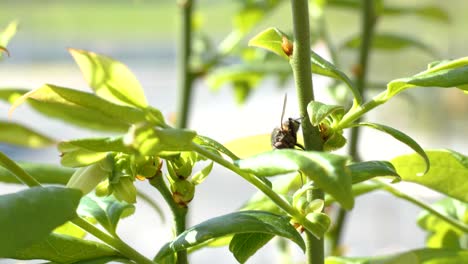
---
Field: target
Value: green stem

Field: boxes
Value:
[175,0,194,129]
[0,152,42,187]
[290,0,324,263]
[71,217,154,264]
[149,174,188,263]
[375,180,468,233]
[331,0,376,255]
[191,142,323,237]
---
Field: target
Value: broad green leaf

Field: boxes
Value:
[54,222,87,238]
[385,57,468,100]
[307,101,344,126]
[391,150,468,203]
[69,48,148,108]
[194,135,240,160]
[343,33,437,56]
[418,198,468,249]
[125,125,196,155]
[235,149,353,209]
[384,5,450,22]
[71,257,133,264]
[155,211,305,262]
[61,149,108,168]
[0,162,74,185]
[0,88,27,103]
[0,187,82,256]
[229,232,274,264]
[248,27,290,60]
[326,248,468,264]
[348,161,400,184]
[6,233,118,262]
[59,137,131,154]
[0,121,55,148]
[77,193,135,236]
[0,21,18,60]
[9,84,147,132]
[350,122,429,174]
[309,50,362,105]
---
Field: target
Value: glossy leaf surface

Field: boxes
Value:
[5,233,118,263]
[307,101,344,126]
[69,48,148,108]
[391,150,468,203]
[229,232,274,263]
[9,84,146,132]
[235,149,353,209]
[155,211,305,261]
[350,122,429,174]
[348,161,400,184]
[0,187,82,255]
[77,193,135,236]
[0,121,55,148]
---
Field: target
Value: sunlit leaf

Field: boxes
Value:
[194,135,239,160]
[349,122,429,174]
[9,84,146,132]
[235,149,353,209]
[8,233,118,263]
[418,198,468,249]
[78,193,135,236]
[191,161,213,185]
[70,257,133,264]
[0,162,74,185]
[53,222,87,238]
[326,248,468,264]
[391,150,468,203]
[0,121,55,148]
[343,33,437,56]
[385,57,468,100]
[0,21,18,60]
[69,48,148,108]
[223,134,271,159]
[348,160,400,184]
[248,27,290,60]
[155,211,305,262]
[307,101,344,126]
[229,233,274,263]
[0,187,82,256]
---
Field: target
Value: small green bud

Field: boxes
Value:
[66,158,112,195]
[170,180,195,207]
[112,177,137,204]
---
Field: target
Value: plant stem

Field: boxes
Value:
[375,180,468,233]
[71,217,155,264]
[175,0,194,129]
[290,0,324,263]
[331,0,376,255]
[0,152,42,187]
[149,174,188,264]
[191,143,324,237]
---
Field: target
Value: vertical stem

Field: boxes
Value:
[331,0,376,255]
[290,0,323,263]
[176,0,194,129]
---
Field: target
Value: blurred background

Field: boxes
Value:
[0,0,467,263]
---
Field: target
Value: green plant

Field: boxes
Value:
[0,1,467,264]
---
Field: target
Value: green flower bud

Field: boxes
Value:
[112,177,137,204]
[170,180,195,207]
[66,158,112,195]
[95,179,111,197]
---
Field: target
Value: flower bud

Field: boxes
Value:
[66,158,112,195]
[112,177,137,204]
[170,180,195,207]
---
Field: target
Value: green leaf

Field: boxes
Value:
[0,162,74,185]
[350,122,429,174]
[59,137,131,154]
[6,233,118,262]
[77,193,135,236]
[0,121,55,148]
[343,33,437,56]
[391,150,468,203]
[309,50,362,105]
[71,257,133,264]
[191,161,214,185]
[0,187,82,256]
[348,161,400,184]
[386,57,468,100]
[155,211,305,262]
[418,198,468,249]
[194,135,240,160]
[54,222,87,238]
[248,27,290,60]
[229,232,274,264]
[307,101,344,126]
[69,48,148,108]
[9,84,146,132]
[325,248,468,264]
[0,88,27,103]
[125,125,196,155]
[235,149,353,209]
[0,21,18,60]
[384,5,450,22]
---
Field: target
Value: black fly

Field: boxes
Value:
[271,95,304,150]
